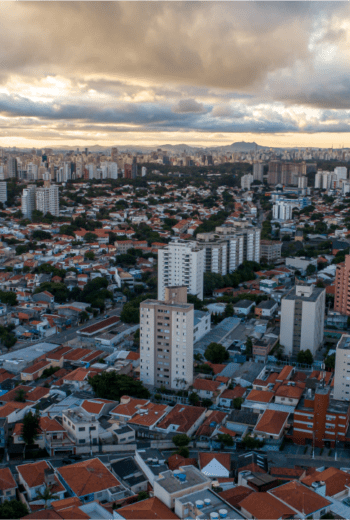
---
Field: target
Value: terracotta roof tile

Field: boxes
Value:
[270,481,331,515]
[57,458,120,497]
[0,467,16,491]
[239,492,295,520]
[117,497,178,520]
[156,403,205,433]
[254,410,289,436]
[199,452,231,471]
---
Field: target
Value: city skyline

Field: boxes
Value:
[1,2,350,148]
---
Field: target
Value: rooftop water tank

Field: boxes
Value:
[178,473,186,482]
[204,498,211,506]
[210,513,219,520]
[219,509,228,519]
[196,500,204,509]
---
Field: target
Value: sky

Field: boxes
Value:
[2,2,350,149]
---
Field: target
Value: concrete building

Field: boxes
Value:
[153,466,211,510]
[140,287,194,390]
[280,284,325,357]
[298,176,307,189]
[334,255,350,316]
[272,201,293,220]
[196,225,260,276]
[7,158,17,179]
[36,184,59,216]
[253,161,265,182]
[334,334,350,400]
[241,173,254,190]
[62,408,99,446]
[0,182,7,204]
[260,240,282,262]
[21,185,37,219]
[158,241,204,301]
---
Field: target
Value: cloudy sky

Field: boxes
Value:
[1,2,350,148]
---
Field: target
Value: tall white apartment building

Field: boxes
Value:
[280,284,325,358]
[253,161,264,182]
[36,185,59,216]
[158,241,204,301]
[101,162,118,179]
[27,162,38,181]
[140,286,194,389]
[334,166,347,181]
[196,225,260,275]
[141,166,147,177]
[333,334,350,400]
[241,173,254,190]
[298,176,307,189]
[272,201,293,220]
[21,185,37,219]
[0,182,7,204]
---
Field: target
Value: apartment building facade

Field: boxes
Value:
[334,334,350,400]
[140,287,194,390]
[196,224,260,276]
[334,255,350,316]
[158,241,204,300]
[280,284,325,357]
[260,240,282,262]
[36,184,59,216]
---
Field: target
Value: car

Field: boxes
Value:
[68,454,82,461]
[62,458,73,464]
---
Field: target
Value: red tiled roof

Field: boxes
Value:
[302,467,350,497]
[199,452,231,471]
[17,461,65,494]
[111,397,149,418]
[270,481,331,515]
[0,467,16,491]
[239,492,295,520]
[117,497,178,520]
[57,458,120,497]
[255,410,289,436]
[246,389,274,403]
[157,403,205,433]
[219,486,254,507]
[193,378,222,392]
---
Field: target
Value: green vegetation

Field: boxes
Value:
[217,433,234,447]
[172,434,190,448]
[188,392,200,405]
[0,290,17,306]
[89,372,150,401]
[204,342,229,364]
[0,500,28,519]
[22,410,40,446]
[297,349,313,366]
[203,261,261,296]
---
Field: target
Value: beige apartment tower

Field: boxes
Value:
[333,334,350,400]
[335,255,350,316]
[139,287,194,390]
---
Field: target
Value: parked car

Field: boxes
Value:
[62,458,73,464]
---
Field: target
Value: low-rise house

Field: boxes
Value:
[155,403,206,436]
[110,457,148,494]
[269,480,332,518]
[116,497,178,520]
[135,448,168,486]
[198,452,231,478]
[21,359,52,381]
[253,409,289,440]
[127,403,169,438]
[17,461,65,503]
[196,410,227,440]
[0,467,17,503]
[57,457,126,504]
[153,466,211,509]
[233,300,255,315]
[62,408,99,447]
[192,378,226,404]
[110,396,150,424]
[254,300,278,318]
[218,386,246,408]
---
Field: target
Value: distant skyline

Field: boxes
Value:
[2,2,350,148]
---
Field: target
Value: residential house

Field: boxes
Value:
[198,452,231,478]
[17,461,65,503]
[155,404,206,436]
[0,468,17,503]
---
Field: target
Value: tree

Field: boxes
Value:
[245,337,253,357]
[0,500,28,519]
[14,389,26,402]
[79,311,89,323]
[233,397,244,410]
[202,398,213,408]
[120,302,140,323]
[306,264,316,276]
[88,372,150,401]
[22,410,40,446]
[297,349,313,366]
[217,433,234,447]
[224,303,234,318]
[325,352,335,370]
[172,434,190,448]
[188,392,200,405]
[85,251,95,260]
[84,232,98,243]
[242,434,264,450]
[0,290,17,306]
[32,230,52,240]
[36,485,59,508]
[137,491,149,502]
[204,342,229,364]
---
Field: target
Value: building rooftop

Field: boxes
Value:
[155,466,210,494]
[283,284,324,303]
[176,488,245,520]
[337,334,350,351]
